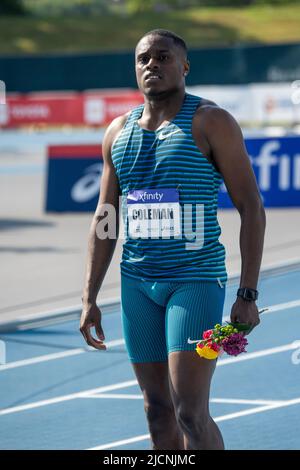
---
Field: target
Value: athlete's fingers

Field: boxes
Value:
[244,316,260,335]
[80,323,106,350]
[86,326,106,350]
[80,327,88,344]
[230,311,240,323]
[94,316,105,341]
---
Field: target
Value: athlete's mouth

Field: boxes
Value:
[145,73,162,81]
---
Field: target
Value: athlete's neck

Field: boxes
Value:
[140,89,186,131]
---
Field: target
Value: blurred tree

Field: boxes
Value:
[0,0,26,14]
[23,0,109,16]
[124,0,299,11]
[197,0,298,5]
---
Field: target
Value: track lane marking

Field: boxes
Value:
[88,397,300,450]
[1,298,299,371]
[0,340,298,416]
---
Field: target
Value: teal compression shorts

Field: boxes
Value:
[121,274,226,363]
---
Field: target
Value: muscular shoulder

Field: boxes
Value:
[194,99,240,141]
[104,112,130,146]
[102,111,130,161]
[191,96,243,170]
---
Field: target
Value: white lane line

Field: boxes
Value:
[0,298,298,372]
[210,398,284,406]
[1,298,299,372]
[82,394,283,406]
[0,380,137,416]
[261,299,300,313]
[0,339,125,371]
[89,434,151,450]
[222,298,300,322]
[88,396,300,450]
[83,394,143,400]
[0,340,299,416]
[215,397,300,422]
[217,342,300,366]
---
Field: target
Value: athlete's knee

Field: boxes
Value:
[177,404,210,437]
[144,399,175,429]
[144,398,184,449]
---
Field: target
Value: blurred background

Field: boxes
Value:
[1,0,300,323]
[1,0,300,325]
[0,0,299,329]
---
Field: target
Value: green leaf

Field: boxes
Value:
[226,322,251,332]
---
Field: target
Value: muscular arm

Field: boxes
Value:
[82,124,121,304]
[203,107,266,291]
[80,114,127,348]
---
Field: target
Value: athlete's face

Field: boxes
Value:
[135,35,189,97]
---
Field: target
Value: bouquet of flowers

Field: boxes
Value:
[188,309,268,360]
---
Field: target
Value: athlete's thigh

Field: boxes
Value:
[166,280,226,355]
[168,351,216,414]
[165,281,225,408]
[133,360,175,411]
[121,274,172,406]
[121,274,168,363]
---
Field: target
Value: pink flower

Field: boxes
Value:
[203,329,213,340]
[210,342,221,352]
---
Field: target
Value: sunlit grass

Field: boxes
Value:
[0,5,299,55]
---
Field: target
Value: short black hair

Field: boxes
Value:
[138,29,187,55]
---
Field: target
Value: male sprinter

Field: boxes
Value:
[80,30,266,450]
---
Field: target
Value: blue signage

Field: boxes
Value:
[46,136,300,212]
[219,135,300,208]
[45,145,102,212]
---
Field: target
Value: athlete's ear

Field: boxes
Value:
[183,60,190,77]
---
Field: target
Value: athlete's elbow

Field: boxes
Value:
[237,196,265,219]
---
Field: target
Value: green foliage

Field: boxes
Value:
[1,2,299,54]
[125,0,300,11]
[19,0,300,16]
[201,0,299,5]
[23,0,109,16]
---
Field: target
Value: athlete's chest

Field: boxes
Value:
[127,123,200,164]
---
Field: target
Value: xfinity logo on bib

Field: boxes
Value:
[138,191,163,202]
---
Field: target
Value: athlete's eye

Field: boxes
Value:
[138,55,149,65]
[158,55,168,61]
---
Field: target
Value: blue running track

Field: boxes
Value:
[0,267,300,450]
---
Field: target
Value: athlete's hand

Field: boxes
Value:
[80,302,107,350]
[230,297,260,335]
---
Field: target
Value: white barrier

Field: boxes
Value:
[187,82,300,127]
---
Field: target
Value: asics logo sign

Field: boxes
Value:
[71,163,103,203]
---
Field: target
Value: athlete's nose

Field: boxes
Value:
[146,56,159,70]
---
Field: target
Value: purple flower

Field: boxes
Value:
[222,333,248,356]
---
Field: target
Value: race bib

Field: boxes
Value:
[127,188,181,239]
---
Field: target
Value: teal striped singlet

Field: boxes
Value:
[111,93,228,285]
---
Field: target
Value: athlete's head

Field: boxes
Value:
[135,29,190,98]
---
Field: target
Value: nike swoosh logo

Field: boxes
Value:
[187,337,199,344]
[158,129,181,140]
